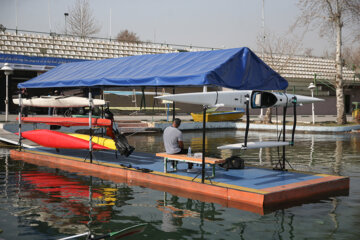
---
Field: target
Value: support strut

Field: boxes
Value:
[244,94,250,148]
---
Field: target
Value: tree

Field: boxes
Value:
[67,0,100,38]
[343,46,360,73]
[116,30,141,43]
[294,0,360,124]
[0,24,6,32]
[257,33,303,123]
[304,48,314,57]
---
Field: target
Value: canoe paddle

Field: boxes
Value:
[58,223,148,240]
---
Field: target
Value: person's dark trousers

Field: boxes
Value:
[173,148,193,169]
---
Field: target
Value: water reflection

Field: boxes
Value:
[0,157,144,238]
[4,154,8,200]
[126,130,360,238]
[350,134,360,152]
[333,141,343,175]
[1,130,360,239]
[156,192,224,234]
[309,135,315,167]
[329,197,339,238]
[258,135,263,165]
[19,171,114,234]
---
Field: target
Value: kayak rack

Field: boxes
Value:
[16,88,101,164]
[216,94,298,171]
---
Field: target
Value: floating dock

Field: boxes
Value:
[9,148,349,215]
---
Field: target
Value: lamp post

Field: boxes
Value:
[64,13,69,35]
[1,63,13,122]
[308,82,316,125]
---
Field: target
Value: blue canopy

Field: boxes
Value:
[18,47,288,90]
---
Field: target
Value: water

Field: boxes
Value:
[1,130,360,239]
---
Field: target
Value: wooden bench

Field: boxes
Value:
[156,152,225,178]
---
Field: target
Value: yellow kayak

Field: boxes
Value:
[191,111,244,122]
[67,133,116,150]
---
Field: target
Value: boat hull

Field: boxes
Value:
[67,133,117,150]
[18,129,110,150]
[13,96,105,108]
[191,111,244,122]
[19,117,112,127]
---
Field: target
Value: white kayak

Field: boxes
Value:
[217,141,292,150]
[156,90,324,109]
[13,96,106,108]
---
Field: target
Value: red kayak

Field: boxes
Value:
[17,129,110,150]
[18,117,112,127]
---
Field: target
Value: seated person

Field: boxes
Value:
[163,118,194,171]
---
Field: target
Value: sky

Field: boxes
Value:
[0,0,340,56]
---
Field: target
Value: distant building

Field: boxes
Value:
[1,30,359,115]
[260,54,360,115]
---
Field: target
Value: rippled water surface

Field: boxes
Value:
[1,130,360,239]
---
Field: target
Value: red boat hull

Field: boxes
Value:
[18,129,110,150]
[18,117,112,127]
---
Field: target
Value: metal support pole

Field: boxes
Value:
[2,63,13,122]
[88,90,93,163]
[140,87,146,110]
[282,105,287,142]
[172,87,175,122]
[291,97,297,145]
[308,82,316,125]
[311,89,315,125]
[64,13,68,35]
[314,74,318,95]
[101,88,104,137]
[166,103,170,122]
[5,75,9,122]
[244,95,250,148]
[282,104,287,170]
[18,92,22,150]
[201,105,207,184]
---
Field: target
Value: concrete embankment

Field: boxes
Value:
[1,114,360,134]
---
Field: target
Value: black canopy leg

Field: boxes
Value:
[291,96,297,145]
[201,105,207,184]
[244,94,250,148]
[172,87,176,122]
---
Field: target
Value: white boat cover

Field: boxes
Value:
[13,96,105,108]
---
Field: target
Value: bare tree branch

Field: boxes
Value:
[257,32,303,124]
[67,0,101,38]
[257,32,303,74]
[343,46,360,73]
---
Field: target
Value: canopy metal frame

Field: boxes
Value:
[15,47,290,182]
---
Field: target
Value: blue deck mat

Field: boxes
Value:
[31,148,322,190]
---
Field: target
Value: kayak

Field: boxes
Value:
[67,133,117,150]
[18,129,134,156]
[13,96,106,108]
[18,129,110,150]
[156,90,324,109]
[68,132,135,157]
[19,117,112,127]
